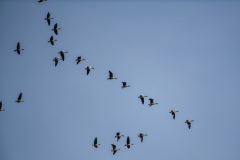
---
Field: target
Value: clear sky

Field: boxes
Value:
[0,0,240,160]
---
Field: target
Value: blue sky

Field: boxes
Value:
[0,1,240,160]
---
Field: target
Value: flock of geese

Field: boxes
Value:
[1,0,195,156]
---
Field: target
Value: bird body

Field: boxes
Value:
[111,144,120,155]
[148,98,158,107]
[138,95,148,104]
[92,137,100,148]
[121,82,130,89]
[115,132,124,142]
[85,66,94,75]
[107,71,117,80]
[125,136,134,149]
[185,119,194,129]
[138,132,148,142]
[0,102,5,111]
[14,42,24,55]
[76,56,85,64]
[45,12,53,26]
[15,93,24,103]
[48,36,57,45]
[170,110,179,119]
[52,23,61,35]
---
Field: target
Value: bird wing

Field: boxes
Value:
[116,132,120,136]
[47,12,50,18]
[17,50,20,55]
[173,113,175,119]
[54,23,57,28]
[60,53,64,61]
[141,136,143,142]
[50,36,53,41]
[149,98,153,103]
[109,71,113,78]
[127,137,130,144]
[87,68,90,75]
[113,150,116,155]
[0,101,2,110]
[47,19,50,26]
[111,144,116,149]
[141,97,144,104]
[54,29,58,35]
[122,82,126,86]
[18,93,22,100]
[94,137,97,144]
[55,60,58,67]
[188,123,191,129]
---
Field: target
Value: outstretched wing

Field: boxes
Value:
[149,98,153,103]
[141,97,144,104]
[127,136,130,144]
[87,68,90,75]
[111,144,116,149]
[54,23,57,29]
[122,82,126,86]
[54,29,58,35]
[188,123,191,129]
[141,136,143,142]
[18,93,22,100]
[60,53,64,61]
[17,42,20,49]
[0,101,2,110]
[47,12,50,18]
[55,60,58,67]
[47,19,50,26]
[173,113,175,119]
[109,71,113,78]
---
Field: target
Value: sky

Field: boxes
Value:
[0,0,240,160]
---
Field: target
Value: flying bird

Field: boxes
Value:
[52,23,61,35]
[125,136,134,149]
[85,66,94,75]
[121,82,130,89]
[45,12,53,26]
[15,93,24,103]
[48,36,57,45]
[107,71,117,80]
[38,0,47,3]
[148,98,158,107]
[138,133,148,142]
[58,50,68,61]
[115,132,124,142]
[76,56,85,64]
[138,95,148,104]
[14,42,24,55]
[0,102,5,111]
[92,137,100,148]
[185,119,194,129]
[170,110,179,119]
[111,144,120,155]
[53,57,62,67]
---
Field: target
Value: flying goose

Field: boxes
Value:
[58,50,68,61]
[14,42,24,55]
[85,66,94,75]
[138,95,148,104]
[53,57,62,67]
[0,102,5,111]
[121,82,130,89]
[15,93,24,103]
[125,136,134,149]
[92,137,100,148]
[52,23,61,35]
[76,56,85,64]
[48,36,57,45]
[115,132,124,142]
[45,12,53,26]
[170,110,179,119]
[107,71,117,80]
[138,133,148,142]
[148,98,158,107]
[38,0,47,3]
[185,119,194,129]
[111,144,120,155]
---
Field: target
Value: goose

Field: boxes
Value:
[48,36,57,45]
[125,136,134,149]
[107,71,117,80]
[52,23,61,35]
[85,66,94,75]
[15,93,24,103]
[111,144,120,155]
[115,132,124,142]
[38,0,47,3]
[148,98,158,107]
[45,12,53,26]
[14,42,24,55]
[53,57,62,67]
[138,133,148,142]
[92,137,100,148]
[0,102,5,111]
[138,95,147,104]
[170,110,179,119]
[185,119,194,129]
[121,82,130,89]
[58,50,68,61]
[76,56,85,65]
